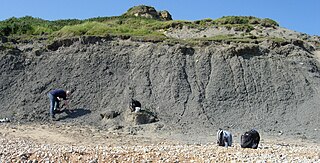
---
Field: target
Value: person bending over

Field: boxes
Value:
[47,89,71,120]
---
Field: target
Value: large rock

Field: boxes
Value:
[158,10,172,21]
[123,5,172,21]
[100,111,119,119]
[125,110,158,125]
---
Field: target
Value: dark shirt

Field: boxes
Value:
[49,89,67,100]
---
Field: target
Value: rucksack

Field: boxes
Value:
[240,129,260,149]
[129,99,141,112]
[217,128,232,147]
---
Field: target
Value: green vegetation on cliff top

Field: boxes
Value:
[0,15,279,42]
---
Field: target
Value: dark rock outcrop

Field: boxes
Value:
[0,36,7,43]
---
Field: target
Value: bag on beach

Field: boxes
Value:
[217,128,232,147]
[129,99,141,112]
[240,129,260,149]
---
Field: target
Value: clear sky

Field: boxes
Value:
[1,0,319,36]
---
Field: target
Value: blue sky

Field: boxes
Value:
[1,0,319,36]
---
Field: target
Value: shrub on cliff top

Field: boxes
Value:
[0,16,82,37]
[213,16,279,27]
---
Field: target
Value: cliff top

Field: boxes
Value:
[0,5,318,49]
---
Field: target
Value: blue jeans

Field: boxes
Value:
[47,93,60,117]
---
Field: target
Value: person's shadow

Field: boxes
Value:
[58,108,91,120]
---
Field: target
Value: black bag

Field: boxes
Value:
[240,129,260,149]
[129,99,141,112]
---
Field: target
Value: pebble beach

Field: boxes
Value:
[1,123,320,162]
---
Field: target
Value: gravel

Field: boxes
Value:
[1,124,320,162]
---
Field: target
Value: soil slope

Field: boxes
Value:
[1,34,320,140]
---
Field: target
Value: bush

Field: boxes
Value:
[213,16,254,25]
[212,16,279,27]
[0,17,33,36]
[260,18,279,27]
[194,18,214,26]
[0,16,83,37]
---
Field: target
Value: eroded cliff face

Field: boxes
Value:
[1,37,320,136]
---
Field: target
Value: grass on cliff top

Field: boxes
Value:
[0,15,279,41]
[53,17,170,39]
